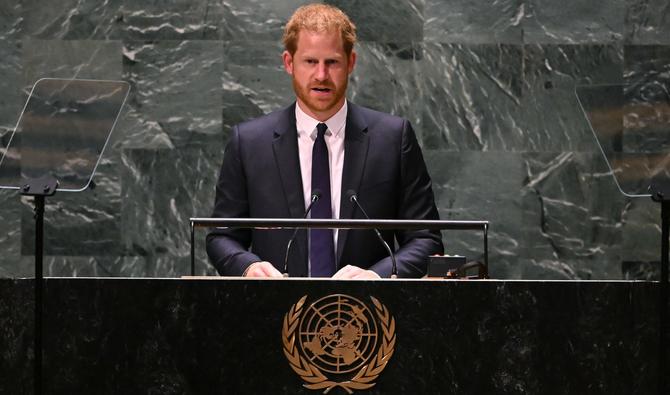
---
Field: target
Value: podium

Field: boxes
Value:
[0,278,661,394]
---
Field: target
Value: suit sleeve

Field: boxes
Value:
[368,119,444,277]
[206,126,262,276]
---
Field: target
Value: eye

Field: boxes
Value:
[325,59,339,65]
[305,59,318,64]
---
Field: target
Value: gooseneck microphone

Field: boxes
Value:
[345,190,398,279]
[283,189,322,277]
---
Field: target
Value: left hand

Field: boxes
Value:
[332,265,381,279]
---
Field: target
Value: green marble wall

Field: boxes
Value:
[0,1,668,279]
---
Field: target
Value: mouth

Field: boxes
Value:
[311,87,333,94]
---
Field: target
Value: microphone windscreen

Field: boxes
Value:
[345,189,357,201]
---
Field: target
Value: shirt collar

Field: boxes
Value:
[295,100,347,139]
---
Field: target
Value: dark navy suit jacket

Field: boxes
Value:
[206,101,443,277]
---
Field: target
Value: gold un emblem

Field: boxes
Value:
[282,294,396,393]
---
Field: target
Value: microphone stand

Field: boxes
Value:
[347,191,398,279]
[283,190,322,277]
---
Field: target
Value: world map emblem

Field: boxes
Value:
[282,294,396,393]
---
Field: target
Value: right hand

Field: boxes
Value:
[243,261,283,278]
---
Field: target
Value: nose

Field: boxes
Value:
[315,62,329,82]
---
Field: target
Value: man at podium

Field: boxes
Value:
[206,4,443,278]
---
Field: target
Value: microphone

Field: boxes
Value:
[345,190,398,279]
[283,189,322,277]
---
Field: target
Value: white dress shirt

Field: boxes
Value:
[295,101,347,259]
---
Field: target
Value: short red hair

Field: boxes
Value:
[282,4,357,56]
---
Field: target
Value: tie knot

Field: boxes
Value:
[316,123,328,138]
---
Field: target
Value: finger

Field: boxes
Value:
[332,265,354,279]
[256,262,280,278]
[244,262,274,278]
[352,269,380,280]
[263,263,283,278]
[337,266,363,279]
[351,271,368,279]
[246,267,266,277]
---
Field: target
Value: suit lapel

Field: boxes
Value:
[272,103,305,219]
[272,104,308,276]
[336,103,369,266]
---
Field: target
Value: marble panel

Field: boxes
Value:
[620,197,662,280]
[326,0,424,43]
[41,256,118,277]
[15,40,124,259]
[21,40,123,83]
[10,255,210,278]
[20,0,123,39]
[221,89,265,139]
[516,257,634,280]
[220,0,314,41]
[0,38,23,277]
[121,254,213,277]
[348,42,423,133]
[0,191,24,278]
[19,162,122,257]
[0,2,22,40]
[0,0,668,281]
[111,104,175,150]
[426,151,525,277]
[622,260,661,282]
[504,257,575,279]
[520,152,626,279]
[625,0,670,44]
[521,44,623,152]
[524,0,625,44]
[118,0,224,40]
[424,0,523,44]
[622,45,670,153]
[39,255,210,277]
[0,280,32,394]
[420,43,524,150]
[119,141,220,276]
[0,40,23,140]
[0,41,26,278]
[122,40,223,149]
[222,40,295,121]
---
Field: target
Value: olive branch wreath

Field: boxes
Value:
[282,295,396,394]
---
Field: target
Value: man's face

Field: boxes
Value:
[283,30,356,121]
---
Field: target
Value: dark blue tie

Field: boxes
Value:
[310,123,335,277]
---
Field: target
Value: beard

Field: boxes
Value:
[292,77,348,118]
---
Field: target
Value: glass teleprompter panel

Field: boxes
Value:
[0,78,130,192]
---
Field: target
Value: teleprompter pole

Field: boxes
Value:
[659,200,668,395]
[650,182,669,395]
[34,195,44,395]
[21,176,58,395]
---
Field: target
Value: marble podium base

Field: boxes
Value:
[0,278,663,394]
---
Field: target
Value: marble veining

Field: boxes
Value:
[0,0,668,280]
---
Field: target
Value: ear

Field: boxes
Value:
[282,50,294,75]
[347,50,356,74]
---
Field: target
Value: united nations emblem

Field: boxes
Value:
[282,294,396,393]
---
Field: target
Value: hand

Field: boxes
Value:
[332,265,381,280]
[243,261,283,278]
